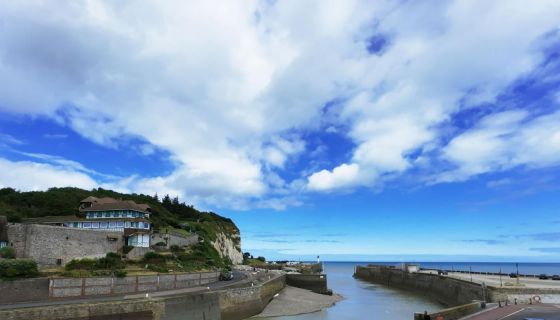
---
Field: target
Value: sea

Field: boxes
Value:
[259,261,560,320]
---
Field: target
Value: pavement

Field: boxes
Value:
[0,270,277,310]
[460,304,560,320]
[419,270,560,289]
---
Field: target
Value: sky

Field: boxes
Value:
[1,0,560,262]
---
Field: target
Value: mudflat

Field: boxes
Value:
[253,286,343,317]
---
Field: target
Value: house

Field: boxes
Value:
[27,197,153,248]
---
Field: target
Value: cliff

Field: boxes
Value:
[212,232,243,265]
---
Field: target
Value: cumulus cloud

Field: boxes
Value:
[0,1,559,206]
[0,158,97,191]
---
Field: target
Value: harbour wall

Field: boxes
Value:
[354,265,484,306]
[0,274,286,320]
[354,265,560,306]
[286,274,328,294]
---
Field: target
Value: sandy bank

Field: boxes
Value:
[252,286,343,317]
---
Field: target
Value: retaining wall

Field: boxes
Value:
[219,274,286,320]
[0,277,49,304]
[6,223,122,267]
[49,272,220,298]
[414,301,485,320]
[0,273,286,320]
[286,274,328,294]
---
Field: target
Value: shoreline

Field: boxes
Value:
[252,286,343,318]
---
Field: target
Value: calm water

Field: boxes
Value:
[259,262,560,320]
[259,262,444,320]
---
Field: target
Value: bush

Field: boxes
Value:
[65,258,97,271]
[143,251,165,262]
[155,242,167,247]
[114,270,127,278]
[170,245,184,253]
[147,264,168,273]
[0,247,16,259]
[0,259,39,279]
[61,269,92,277]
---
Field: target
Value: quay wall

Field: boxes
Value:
[219,274,286,320]
[354,265,560,306]
[354,265,485,306]
[286,274,328,294]
[0,273,286,320]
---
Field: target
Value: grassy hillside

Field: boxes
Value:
[0,187,240,269]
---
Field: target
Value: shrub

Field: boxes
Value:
[97,252,125,270]
[170,245,184,253]
[0,259,39,279]
[65,258,97,271]
[114,270,127,278]
[143,251,165,262]
[0,247,16,259]
[147,264,168,273]
[155,242,167,247]
[61,269,92,277]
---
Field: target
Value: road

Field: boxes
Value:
[461,304,560,320]
[420,270,560,289]
[0,270,277,310]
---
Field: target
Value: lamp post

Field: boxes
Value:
[516,263,520,286]
[470,266,473,282]
[499,267,503,287]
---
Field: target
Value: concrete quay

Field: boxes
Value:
[420,269,560,289]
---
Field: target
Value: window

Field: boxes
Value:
[0,241,7,248]
[117,221,124,228]
[112,211,118,218]
[91,222,99,229]
[87,213,93,219]
[100,222,108,229]
[125,221,131,228]
[96,212,102,218]
[72,222,79,228]
[109,222,117,228]
[83,222,92,228]
[104,212,110,218]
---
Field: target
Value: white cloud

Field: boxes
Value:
[0,158,97,191]
[439,110,560,182]
[0,1,559,203]
[308,163,362,192]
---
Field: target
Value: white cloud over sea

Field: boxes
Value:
[0,0,560,209]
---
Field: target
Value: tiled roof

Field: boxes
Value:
[79,197,151,213]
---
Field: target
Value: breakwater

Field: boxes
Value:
[354,265,560,306]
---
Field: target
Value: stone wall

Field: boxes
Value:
[354,265,560,307]
[50,272,220,298]
[219,274,286,320]
[286,274,328,294]
[0,277,49,304]
[414,301,485,320]
[354,266,485,306]
[151,232,198,248]
[6,223,123,267]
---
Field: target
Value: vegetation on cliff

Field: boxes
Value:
[0,187,241,269]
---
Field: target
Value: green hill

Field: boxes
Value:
[0,187,240,269]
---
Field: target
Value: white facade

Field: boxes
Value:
[128,234,150,247]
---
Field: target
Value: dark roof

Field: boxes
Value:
[79,197,151,213]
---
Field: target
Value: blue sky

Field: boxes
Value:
[1,1,560,261]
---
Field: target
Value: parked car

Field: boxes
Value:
[551,275,560,280]
[509,273,518,278]
[219,271,234,281]
[538,274,549,280]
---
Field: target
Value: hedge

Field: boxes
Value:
[0,259,39,279]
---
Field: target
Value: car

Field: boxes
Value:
[538,274,549,280]
[552,275,560,280]
[219,271,234,281]
[509,273,518,278]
